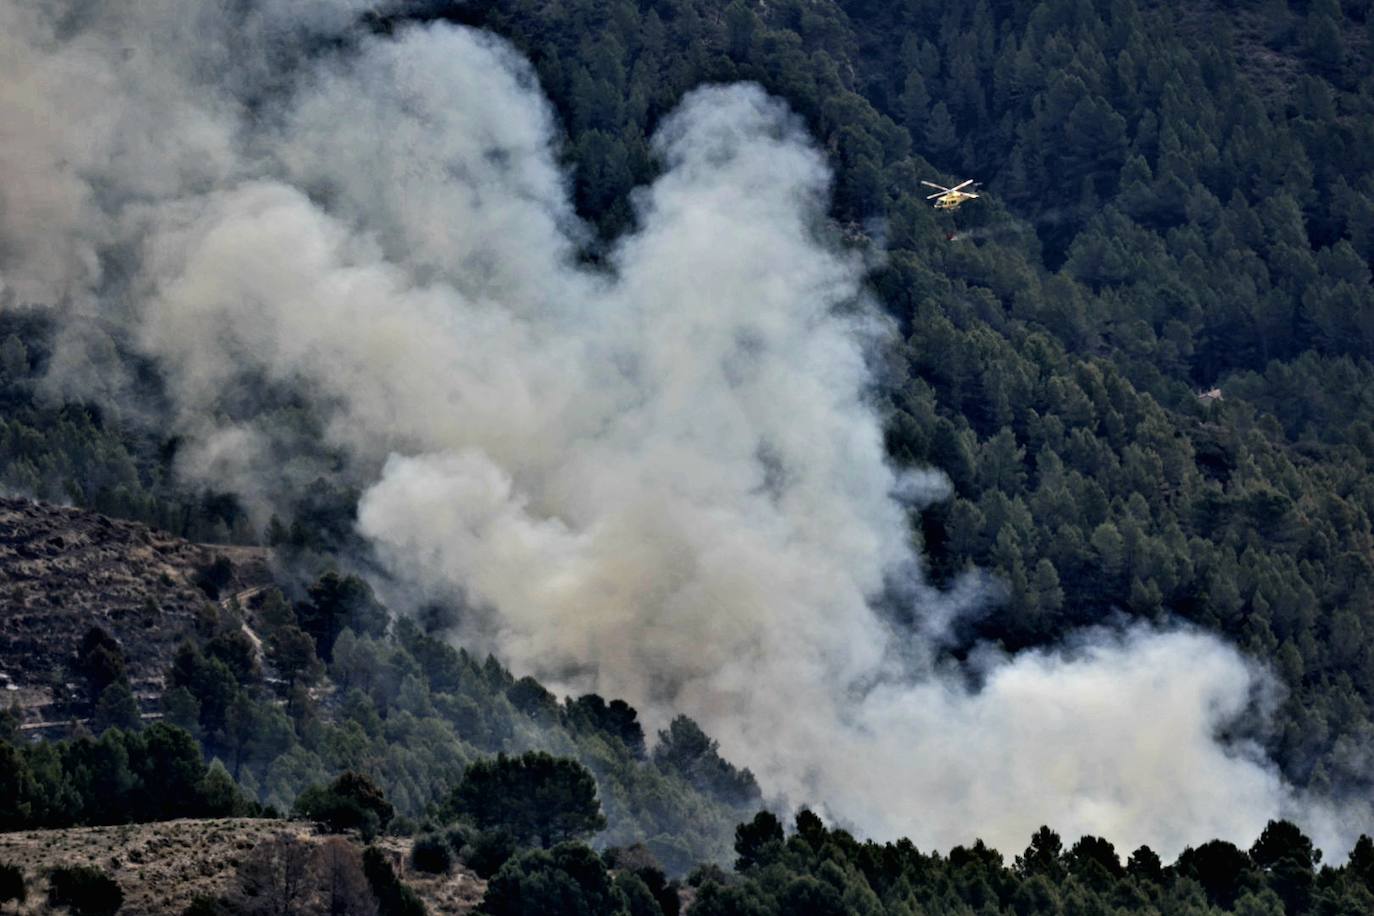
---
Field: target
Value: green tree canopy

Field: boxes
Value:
[443,752,606,848]
[294,770,395,840]
[481,843,624,916]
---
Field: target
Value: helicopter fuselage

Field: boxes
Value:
[933,193,975,210]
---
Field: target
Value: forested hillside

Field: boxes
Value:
[389,0,1374,799]
[3,0,1374,911]
[0,525,758,874]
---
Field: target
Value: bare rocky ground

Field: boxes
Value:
[0,819,485,915]
[0,497,272,728]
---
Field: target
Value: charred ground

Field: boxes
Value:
[0,496,271,729]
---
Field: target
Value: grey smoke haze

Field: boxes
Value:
[1,0,1366,858]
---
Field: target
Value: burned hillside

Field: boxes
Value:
[0,496,271,723]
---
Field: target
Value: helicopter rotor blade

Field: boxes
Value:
[949,178,976,192]
[920,180,951,191]
[926,191,945,199]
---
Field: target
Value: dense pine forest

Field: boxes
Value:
[3,0,1374,912]
[434,0,1374,801]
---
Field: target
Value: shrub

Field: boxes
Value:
[362,847,425,916]
[410,834,452,874]
[294,771,394,840]
[47,865,123,916]
[194,557,235,599]
[0,862,25,906]
[461,828,518,879]
[443,824,471,853]
[387,815,418,838]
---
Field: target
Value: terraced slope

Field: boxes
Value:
[0,497,272,723]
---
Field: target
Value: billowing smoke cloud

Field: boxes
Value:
[1,0,1365,859]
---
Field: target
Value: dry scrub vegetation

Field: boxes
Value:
[0,819,485,915]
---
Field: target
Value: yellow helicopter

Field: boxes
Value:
[921,178,980,210]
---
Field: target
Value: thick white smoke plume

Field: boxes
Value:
[0,0,1364,858]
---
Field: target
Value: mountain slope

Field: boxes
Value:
[0,819,484,915]
[0,496,270,727]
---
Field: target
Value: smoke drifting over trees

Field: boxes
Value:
[0,0,1366,858]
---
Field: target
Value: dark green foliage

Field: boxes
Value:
[1127,845,1163,884]
[565,694,645,758]
[0,742,35,830]
[362,846,426,916]
[265,624,323,690]
[92,681,142,734]
[281,477,366,556]
[1168,840,1257,910]
[294,771,394,839]
[299,572,389,661]
[505,677,558,721]
[0,706,19,745]
[168,641,240,737]
[255,588,296,633]
[152,606,746,873]
[732,811,782,872]
[686,880,771,916]
[1250,820,1318,912]
[135,724,229,820]
[0,863,24,907]
[653,717,760,808]
[779,875,846,916]
[604,849,679,916]
[1016,826,1065,879]
[1348,835,1374,891]
[164,636,295,780]
[1011,874,1060,916]
[409,834,452,874]
[793,809,825,851]
[684,812,1370,916]
[0,724,253,829]
[643,872,678,916]
[0,334,30,380]
[444,752,606,848]
[198,760,246,819]
[193,557,235,599]
[1066,835,1123,888]
[205,629,260,686]
[1251,819,1317,872]
[388,816,418,838]
[461,828,519,880]
[47,865,122,916]
[480,843,622,916]
[614,871,665,916]
[74,627,125,700]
